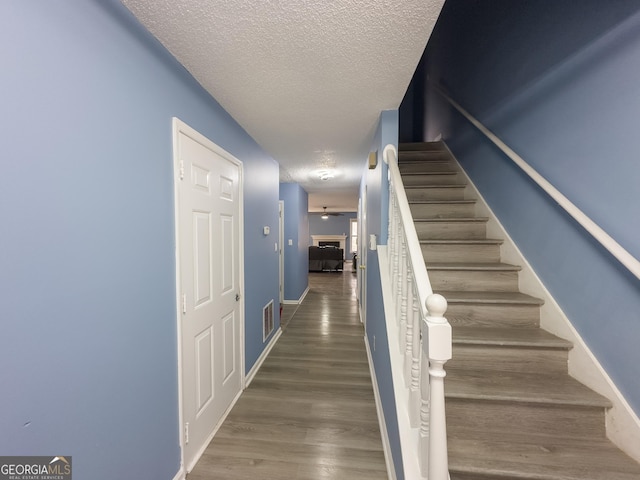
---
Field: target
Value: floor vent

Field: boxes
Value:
[263,300,274,341]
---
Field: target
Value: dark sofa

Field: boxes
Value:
[308,246,344,271]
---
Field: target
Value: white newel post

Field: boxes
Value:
[421,294,452,480]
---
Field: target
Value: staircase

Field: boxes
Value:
[398,142,640,480]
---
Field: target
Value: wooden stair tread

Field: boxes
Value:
[399,150,449,157]
[427,262,522,271]
[410,199,475,204]
[399,159,452,164]
[421,238,503,245]
[452,326,572,349]
[415,217,488,223]
[436,291,545,305]
[449,435,640,480]
[399,142,445,151]
[401,170,457,175]
[405,184,464,189]
[399,156,451,164]
[446,369,611,407]
[400,141,640,477]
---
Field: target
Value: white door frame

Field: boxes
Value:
[279,200,284,306]
[172,117,245,475]
[358,189,367,326]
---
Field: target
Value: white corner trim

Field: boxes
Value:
[245,327,282,388]
[171,468,186,480]
[365,332,397,480]
[282,285,310,305]
[377,246,424,480]
[450,145,640,463]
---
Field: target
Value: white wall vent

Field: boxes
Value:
[263,300,274,341]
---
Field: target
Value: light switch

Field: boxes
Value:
[288,239,293,246]
[369,234,377,251]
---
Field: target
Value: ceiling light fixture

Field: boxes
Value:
[321,207,329,220]
[318,170,334,181]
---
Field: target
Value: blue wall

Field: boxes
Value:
[401,0,640,414]
[280,183,309,302]
[362,110,403,479]
[0,2,279,479]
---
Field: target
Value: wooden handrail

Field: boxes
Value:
[433,85,640,281]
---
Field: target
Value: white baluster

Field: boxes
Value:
[404,263,414,387]
[387,184,393,256]
[409,278,421,427]
[397,234,407,351]
[419,322,430,476]
[391,217,399,305]
[388,187,396,277]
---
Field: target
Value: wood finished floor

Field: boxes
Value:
[188,269,388,480]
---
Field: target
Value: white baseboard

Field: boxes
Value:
[364,331,397,480]
[244,327,282,387]
[282,285,310,305]
[185,388,243,473]
[450,144,640,463]
[171,467,185,480]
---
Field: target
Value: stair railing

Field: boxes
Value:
[383,144,452,479]
[432,84,640,281]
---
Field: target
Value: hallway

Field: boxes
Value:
[188,270,388,479]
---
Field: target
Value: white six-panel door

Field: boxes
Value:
[173,118,243,472]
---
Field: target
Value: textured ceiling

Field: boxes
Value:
[121,0,444,211]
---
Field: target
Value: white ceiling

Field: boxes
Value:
[121,0,444,212]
